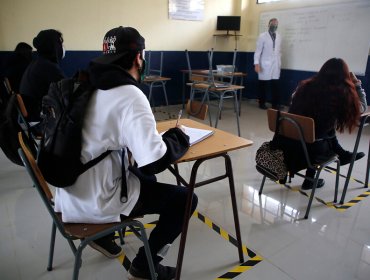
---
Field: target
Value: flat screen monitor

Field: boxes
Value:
[216,16,241,32]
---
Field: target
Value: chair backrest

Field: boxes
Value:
[3,77,13,95]
[207,49,237,86]
[17,132,59,228]
[267,109,315,143]
[186,99,208,120]
[146,51,163,77]
[15,94,40,151]
[185,50,209,83]
[16,94,28,119]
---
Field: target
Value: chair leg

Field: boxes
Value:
[224,154,244,263]
[304,170,322,219]
[47,221,57,271]
[233,91,241,136]
[258,175,266,195]
[119,228,125,245]
[364,140,370,188]
[340,117,366,203]
[333,160,340,203]
[214,93,224,128]
[162,82,169,106]
[136,223,157,280]
[73,242,89,280]
[206,91,212,127]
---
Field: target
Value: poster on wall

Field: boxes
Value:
[169,0,204,21]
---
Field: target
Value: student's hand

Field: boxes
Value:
[177,124,186,134]
[254,64,260,73]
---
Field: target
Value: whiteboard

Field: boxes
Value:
[259,1,370,74]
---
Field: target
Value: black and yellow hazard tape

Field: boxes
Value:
[118,252,132,271]
[194,211,263,279]
[194,211,257,258]
[324,166,367,186]
[271,168,370,212]
[216,256,263,279]
[116,211,263,278]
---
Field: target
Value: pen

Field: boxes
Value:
[175,109,182,127]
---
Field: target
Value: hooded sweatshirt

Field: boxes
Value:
[88,61,190,174]
[20,29,65,121]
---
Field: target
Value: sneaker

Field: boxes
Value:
[301,178,325,190]
[338,151,365,166]
[128,264,176,280]
[89,237,123,259]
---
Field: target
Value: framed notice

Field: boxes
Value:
[169,0,204,21]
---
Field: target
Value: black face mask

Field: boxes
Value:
[138,59,146,83]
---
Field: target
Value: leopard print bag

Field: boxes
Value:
[255,141,287,181]
[255,110,287,182]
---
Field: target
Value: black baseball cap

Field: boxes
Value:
[93,26,145,64]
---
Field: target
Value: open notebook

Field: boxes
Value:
[161,125,214,146]
[182,125,214,146]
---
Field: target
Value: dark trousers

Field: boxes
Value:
[126,169,198,269]
[258,79,280,108]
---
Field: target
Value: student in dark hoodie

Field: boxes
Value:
[54,26,197,280]
[20,29,65,121]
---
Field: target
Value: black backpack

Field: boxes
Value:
[37,76,110,187]
[0,94,36,165]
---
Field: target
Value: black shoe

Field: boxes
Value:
[89,236,123,259]
[338,151,365,166]
[301,178,325,190]
[128,264,176,280]
[259,103,268,110]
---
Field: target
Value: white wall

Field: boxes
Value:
[0,0,363,52]
[0,0,237,51]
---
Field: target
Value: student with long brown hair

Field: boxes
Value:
[279,58,367,190]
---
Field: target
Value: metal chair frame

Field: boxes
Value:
[145,51,169,107]
[340,112,370,203]
[258,109,341,219]
[17,132,157,280]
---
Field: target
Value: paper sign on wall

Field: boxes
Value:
[169,0,204,21]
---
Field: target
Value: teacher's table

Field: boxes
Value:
[157,118,253,280]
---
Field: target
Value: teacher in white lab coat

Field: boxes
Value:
[254,18,282,110]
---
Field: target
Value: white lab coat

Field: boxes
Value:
[254,31,282,80]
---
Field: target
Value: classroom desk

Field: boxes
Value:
[157,118,253,280]
[143,75,171,108]
[340,108,370,203]
[180,69,247,110]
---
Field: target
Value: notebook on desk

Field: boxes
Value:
[182,125,214,146]
[160,125,214,146]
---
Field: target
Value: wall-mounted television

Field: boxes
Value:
[216,16,241,34]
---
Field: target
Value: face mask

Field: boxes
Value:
[269,25,278,33]
[138,59,146,83]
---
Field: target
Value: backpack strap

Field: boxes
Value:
[120,148,128,203]
[80,150,112,174]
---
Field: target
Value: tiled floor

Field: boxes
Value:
[1,100,369,280]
